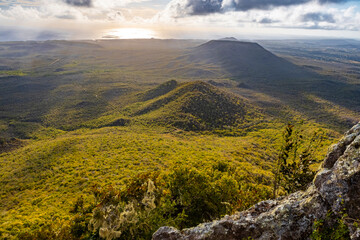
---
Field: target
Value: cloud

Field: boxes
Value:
[223,0,309,11]
[0,0,42,8]
[55,13,77,19]
[184,0,222,15]
[318,0,347,3]
[301,12,335,23]
[257,17,277,24]
[157,1,360,33]
[64,0,91,7]
[0,0,359,40]
[165,0,352,17]
[0,1,127,22]
[61,0,153,8]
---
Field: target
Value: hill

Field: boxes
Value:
[0,120,337,239]
[0,39,359,140]
[0,39,354,239]
[131,81,253,131]
[184,40,312,81]
[137,79,179,101]
[179,40,359,130]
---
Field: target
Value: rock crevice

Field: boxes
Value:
[153,122,360,240]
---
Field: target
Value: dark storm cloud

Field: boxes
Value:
[302,12,336,23]
[64,0,91,7]
[185,0,222,15]
[318,0,347,3]
[224,0,309,11]
[183,0,350,15]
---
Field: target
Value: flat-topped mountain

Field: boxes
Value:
[185,40,313,81]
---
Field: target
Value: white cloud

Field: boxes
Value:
[92,0,151,8]
[156,1,360,31]
[0,0,359,40]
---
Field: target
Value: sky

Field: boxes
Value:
[0,0,359,40]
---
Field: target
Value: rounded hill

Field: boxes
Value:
[133,81,254,131]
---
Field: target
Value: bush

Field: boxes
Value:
[167,166,239,228]
[84,162,272,239]
[311,211,350,240]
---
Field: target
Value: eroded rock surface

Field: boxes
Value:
[153,122,360,240]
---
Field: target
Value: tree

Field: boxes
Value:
[273,123,326,198]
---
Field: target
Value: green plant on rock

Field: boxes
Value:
[88,173,173,240]
[311,210,350,240]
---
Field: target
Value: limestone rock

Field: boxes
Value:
[153,122,360,240]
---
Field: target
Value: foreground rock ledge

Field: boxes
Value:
[153,122,360,240]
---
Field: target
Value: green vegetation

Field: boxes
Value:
[273,123,326,197]
[86,163,271,240]
[0,70,26,76]
[130,81,258,132]
[0,74,342,239]
[0,137,23,154]
[0,39,358,239]
[11,162,271,240]
[311,211,350,240]
[138,79,178,101]
[0,39,359,139]
[311,197,360,240]
[0,121,336,239]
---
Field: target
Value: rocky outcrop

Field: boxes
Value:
[153,122,360,240]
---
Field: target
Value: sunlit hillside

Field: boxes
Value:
[0,39,359,239]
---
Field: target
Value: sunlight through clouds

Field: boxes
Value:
[102,27,158,39]
[0,0,359,40]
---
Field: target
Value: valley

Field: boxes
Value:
[0,38,359,239]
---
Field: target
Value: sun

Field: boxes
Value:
[103,28,158,39]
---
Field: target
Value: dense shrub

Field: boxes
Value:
[167,166,240,228]
[65,162,273,240]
